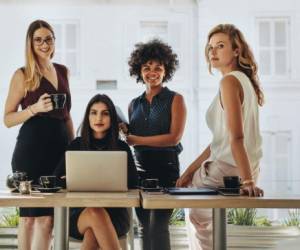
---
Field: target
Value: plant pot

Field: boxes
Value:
[170,225,189,249]
[227,224,300,249]
[0,227,17,248]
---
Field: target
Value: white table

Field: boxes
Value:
[141,192,300,250]
[0,190,140,250]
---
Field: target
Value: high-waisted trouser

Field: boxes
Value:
[190,160,259,250]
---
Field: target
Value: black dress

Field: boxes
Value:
[11,63,71,217]
[53,136,138,239]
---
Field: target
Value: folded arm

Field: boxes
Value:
[127,94,187,147]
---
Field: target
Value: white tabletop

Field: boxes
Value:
[0,189,140,207]
[141,192,300,209]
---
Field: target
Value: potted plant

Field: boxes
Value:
[0,208,19,248]
[227,208,300,249]
[283,209,300,227]
[169,208,189,249]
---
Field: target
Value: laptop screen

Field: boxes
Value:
[66,151,128,192]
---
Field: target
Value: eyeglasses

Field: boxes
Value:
[33,36,55,46]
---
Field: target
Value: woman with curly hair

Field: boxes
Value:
[125,39,186,250]
[176,24,264,250]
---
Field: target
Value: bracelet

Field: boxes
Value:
[242,179,254,185]
[27,105,36,116]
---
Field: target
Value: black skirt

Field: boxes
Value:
[12,116,68,217]
[69,207,130,240]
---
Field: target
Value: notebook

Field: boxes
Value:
[65,151,128,192]
[167,187,218,195]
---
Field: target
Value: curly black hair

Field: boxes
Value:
[128,39,179,84]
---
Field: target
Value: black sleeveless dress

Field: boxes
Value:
[11,63,71,217]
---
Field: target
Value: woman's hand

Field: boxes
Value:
[241,182,264,197]
[31,93,53,114]
[119,122,129,135]
[119,122,129,141]
[176,172,193,187]
[126,134,137,146]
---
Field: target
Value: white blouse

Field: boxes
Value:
[206,71,262,178]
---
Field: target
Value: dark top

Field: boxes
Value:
[129,86,182,153]
[53,136,138,188]
[20,63,71,121]
[53,136,137,240]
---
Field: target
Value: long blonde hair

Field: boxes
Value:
[205,24,264,106]
[24,20,55,92]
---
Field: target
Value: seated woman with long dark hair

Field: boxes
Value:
[54,94,138,250]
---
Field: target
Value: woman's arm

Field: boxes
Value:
[127,94,187,147]
[220,75,263,196]
[4,70,33,127]
[122,142,138,188]
[176,144,211,187]
[4,69,53,128]
[220,75,252,181]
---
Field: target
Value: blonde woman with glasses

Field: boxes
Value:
[176,24,264,250]
[4,20,74,250]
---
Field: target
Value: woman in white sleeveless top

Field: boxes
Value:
[176,24,264,250]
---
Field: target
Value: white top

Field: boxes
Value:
[206,71,262,178]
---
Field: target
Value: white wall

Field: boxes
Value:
[0,0,198,186]
[1,0,299,214]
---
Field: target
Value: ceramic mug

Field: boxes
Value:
[39,176,57,188]
[141,178,159,189]
[223,176,241,189]
[50,93,66,109]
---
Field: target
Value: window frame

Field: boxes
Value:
[255,16,291,81]
[50,19,81,79]
[260,130,292,188]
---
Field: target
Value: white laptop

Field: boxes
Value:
[65,151,128,192]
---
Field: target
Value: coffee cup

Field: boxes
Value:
[141,178,159,189]
[39,176,57,188]
[223,176,241,189]
[50,93,66,109]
